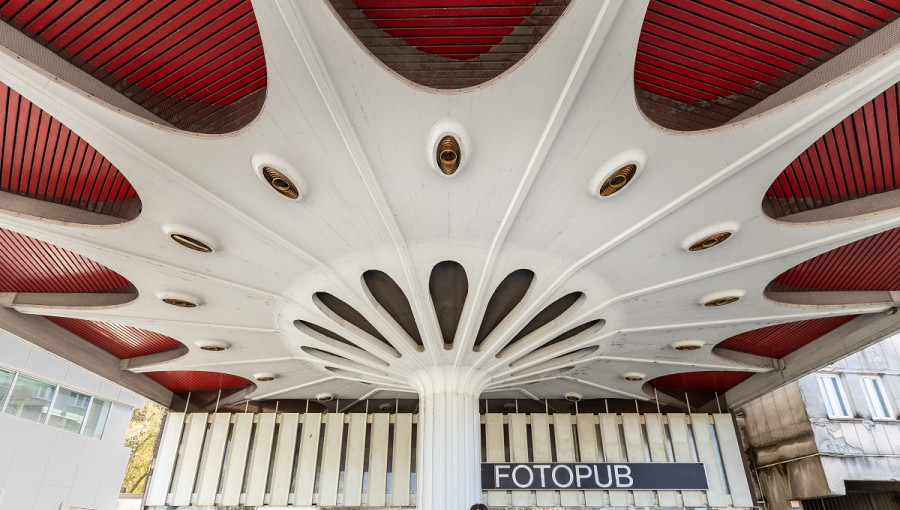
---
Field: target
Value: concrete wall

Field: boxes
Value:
[0,330,144,510]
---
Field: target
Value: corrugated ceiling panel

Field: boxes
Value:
[770,227,900,291]
[145,370,253,393]
[0,81,138,219]
[649,371,754,393]
[0,227,131,292]
[718,315,857,358]
[331,0,569,89]
[0,0,266,133]
[635,0,900,129]
[765,83,900,218]
[45,316,182,359]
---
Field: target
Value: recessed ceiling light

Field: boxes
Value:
[704,296,740,307]
[262,166,300,199]
[162,297,197,308]
[688,232,732,251]
[169,233,213,253]
[197,341,229,352]
[437,135,461,175]
[254,372,277,382]
[317,392,334,402]
[598,164,637,196]
[623,372,645,381]
[565,392,582,402]
[671,340,705,351]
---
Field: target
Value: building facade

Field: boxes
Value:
[743,334,900,510]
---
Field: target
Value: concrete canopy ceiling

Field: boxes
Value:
[2,0,900,409]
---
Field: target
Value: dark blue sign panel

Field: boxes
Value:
[482,463,709,490]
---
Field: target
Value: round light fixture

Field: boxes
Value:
[598,164,637,196]
[378,402,394,412]
[262,166,300,199]
[565,392,582,402]
[254,372,277,382]
[197,341,229,352]
[170,233,213,253]
[704,296,740,307]
[162,297,197,308]
[436,135,461,175]
[671,340,705,351]
[623,372,645,382]
[317,392,334,402]
[688,232,732,252]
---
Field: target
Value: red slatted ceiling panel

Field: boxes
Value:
[0,82,137,219]
[0,227,131,292]
[145,371,252,393]
[765,82,900,218]
[45,316,181,359]
[649,370,754,393]
[333,0,570,89]
[771,226,900,291]
[718,315,857,358]
[635,0,900,129]
[0,0,266,133]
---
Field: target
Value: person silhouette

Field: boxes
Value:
[469,504,488,510]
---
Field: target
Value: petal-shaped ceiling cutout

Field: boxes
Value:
[765,83,900,220]
[0,0,266,134]
[635,0,900,130]
[0,81,140,222]
[144,370,252,393]
[649,370,754,393]
[329,0,570,89]
[769,227,900,292]
[716,315,857,359]
[44,316,182,359]
[0,227,132,293]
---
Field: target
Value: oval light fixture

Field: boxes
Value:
[704,296,740,307]
[689,232,732,252]
[598,164,637,196]
[170,233,213,253]
[317,392,334,402]
[254,372,277,382]
[197,340,230,352]
[262,166,300,199]
[437,135,461,175]
[162,297,197,308]
[671,340,705,351]
[623,372,645,381]
[565,392,582,402]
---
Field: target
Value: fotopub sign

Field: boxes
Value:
[481,463,710,491]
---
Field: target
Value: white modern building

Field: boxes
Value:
[1,0,900,509]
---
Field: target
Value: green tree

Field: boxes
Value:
[120,401,166,493]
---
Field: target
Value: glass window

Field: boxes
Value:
[0,368,14,409]
[861,376,893,419]
[817,374,852,418]
[4,374,56,423]
[83,398,111,439]
[48,388,91,433]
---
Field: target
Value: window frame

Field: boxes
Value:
[860,375,894,420]
[816,373,853,419]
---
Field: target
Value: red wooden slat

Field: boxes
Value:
[145,371,253,393]
[718,316,857,358]
[649,371,754,393]
[46,316,182,359]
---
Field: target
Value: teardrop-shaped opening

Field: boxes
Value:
[0,1,268,134]
[634,1,900,131]
[764,82,900,222]
[429,261,468,349]
[363,270,422,347]
[474,269,535,349]
[328,0,571,90]
[0,83,141,223]
[314,292,395,351]
[295,319,359,349]
[503,319,604,362]
[502,291,583,351]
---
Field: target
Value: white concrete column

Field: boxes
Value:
[410,365,490,510]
